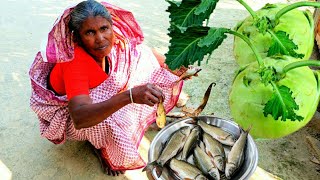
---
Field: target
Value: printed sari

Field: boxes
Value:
[29,2,183,170]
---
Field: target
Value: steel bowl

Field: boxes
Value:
[148,115,258,180]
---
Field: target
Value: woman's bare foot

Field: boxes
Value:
[90,144,125,176]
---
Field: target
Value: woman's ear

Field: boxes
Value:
[71,31,77,43]
[72,31,83,46]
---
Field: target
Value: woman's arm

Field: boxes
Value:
[68,83,163,129]
[151,48,167,68]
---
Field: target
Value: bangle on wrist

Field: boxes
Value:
[129,88,134,103]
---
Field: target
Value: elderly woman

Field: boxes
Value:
[29,0,186,176]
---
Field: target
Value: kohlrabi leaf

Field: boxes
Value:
[165,26,227,70]
[166,0,219,28]
[198,27,228,47]
[267,31,304,59]
[195,0,219,15]
[167,0,182,7]
[263,85,303,121]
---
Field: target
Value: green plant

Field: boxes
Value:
[164,0,320,138]
[234,0,320,66]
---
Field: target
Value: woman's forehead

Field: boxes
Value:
[81,16,111,30]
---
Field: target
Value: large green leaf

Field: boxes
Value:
[198,27,229,47]
[165,26,227,70]
[166,0,219,28]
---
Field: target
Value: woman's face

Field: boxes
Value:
[78,15,114,62]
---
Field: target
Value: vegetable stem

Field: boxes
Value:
[227,30,264,67]
[283,60,320,73]
[237,0,258,19]
[275,2,320,23]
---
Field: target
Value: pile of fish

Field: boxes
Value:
[143,118,251,180]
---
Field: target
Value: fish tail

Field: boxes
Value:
[142,161,157,172]
[142,161,165,178]
[246,124,253,132]
[154,165,164,178]
[243,124,253,135]
[238,124,253,134]
[198,141,206,150]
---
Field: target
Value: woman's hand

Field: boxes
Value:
[174,65,201,82]
[172,66,189,77]
[131,83,164,106]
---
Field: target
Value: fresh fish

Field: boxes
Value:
[194,145,220,180]
[143,126,191,177]
[196,119,235,146]
[181,126,201,160]
[187,154,196,166]
[225,126,251,179]
[156,100,166,128]
[169,158,208,180]
[175,150,184,161]
[203,132,226,172]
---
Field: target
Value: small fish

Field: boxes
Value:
[156,100,166,128]
[181,126,201,160]
[187,154,196,166]
[175,151,184,161]
[225,126,251,179]
[194,145,220,180]
[203,132,226,172]
[143,126,191,177]
[195,119,235,146]
[169,158,208,180]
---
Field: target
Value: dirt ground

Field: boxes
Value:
[0,0,320,179]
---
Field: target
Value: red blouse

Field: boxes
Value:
[49,45,108,100]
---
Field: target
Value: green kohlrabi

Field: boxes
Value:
[228,30,320,139]
[234,0,320,66]
[229,57,320,138]
[164,0,320,139]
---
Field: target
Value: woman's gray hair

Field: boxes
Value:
[69,0,112,38]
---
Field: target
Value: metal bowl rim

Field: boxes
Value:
[148,115,259,180]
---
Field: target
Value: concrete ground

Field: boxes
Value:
[1,0,320,179]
